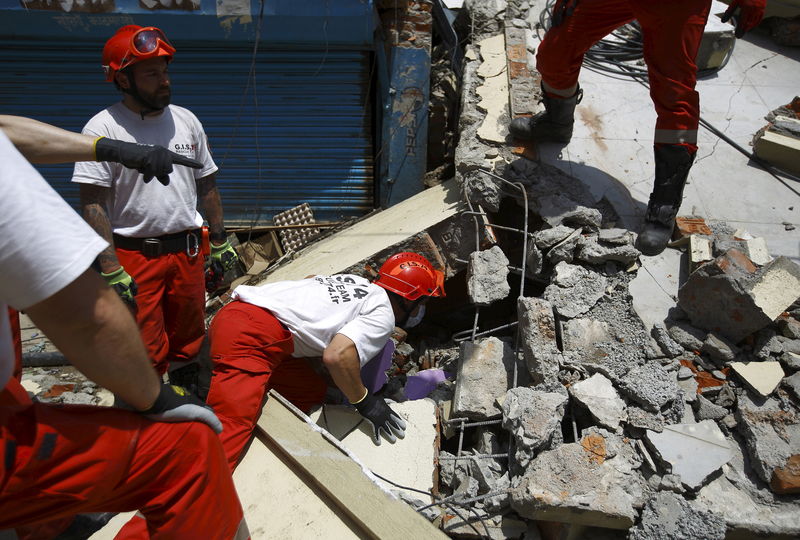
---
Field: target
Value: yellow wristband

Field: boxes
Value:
[350,387,369,405]
[92,136,104,160]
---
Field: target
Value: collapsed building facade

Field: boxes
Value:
[9,0,800,539]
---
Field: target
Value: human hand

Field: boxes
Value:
[101,266,138,308]
[354,393,406,446]
[721,0,767,38]
[94,137,202,186]
[140,383,223,433]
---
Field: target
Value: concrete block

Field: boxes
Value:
[511,432,644,529]
[777,314,800,339]
[697,475,800,539]
[533,225,578,250]
[569,373,627,432]
[453,338,514,419]
[730,361,784,397]
[561,318,612,352]
[735,393,800,483]
[597,228,635,245]
[546,228,580,265]
[784,371,800,400]
[645,420,734,490]
[619,363,679,412]
[754,129,800,177]
[543,262,607,319]
[467,246,510,306]
[678,249,799,343]
[517,297,561,387]
[693,394,728,421]
[701,332,738,363]
[629,491,725,540]
[537,194,602,231]
[575,236,640,265]
[666,321,706,352]
[501,387,567,468]
[651,323,685,358]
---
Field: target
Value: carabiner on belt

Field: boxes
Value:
[186,231,200,258]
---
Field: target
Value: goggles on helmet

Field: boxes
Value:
[117,27,175,72]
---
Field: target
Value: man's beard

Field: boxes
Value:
[137,87,171,111]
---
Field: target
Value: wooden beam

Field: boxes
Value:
[256,391,448,540]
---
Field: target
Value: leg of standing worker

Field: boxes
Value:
[163,250,205,366]
[510,0,635,141]
[634,0,712,255]
[116,248,170,375]
[0,402,248,539]
[205,301,294,470]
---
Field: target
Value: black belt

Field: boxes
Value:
[113,229,201,258]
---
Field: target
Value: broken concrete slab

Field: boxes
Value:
[645,420,734,490]
[309,399,438,500]
[546,228,580,265]
[628,491,726,540]
[543,262,608,319]
[467,245,510,305]
[536,194,602,231]
[730,361,784,397]
[693,394,729,421]
[678,250,800,343]
[666,321,706,352]
[697,475,800,539]
[651,323,685,358]
[568,373,627,432]
[501,387,567,469]
[511,432,644,529]
[735,393,800,484]
[517,297,561,387]
[784,371,800,400]
[574,235,640,265]
[701,332,739,364]
[597,228,635,245]
[533,225,577,249]
[618,363,678,412]
[561,318,612,352]
[453,338,515,419]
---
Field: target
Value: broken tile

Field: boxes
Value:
[730,361,784,397]
[688,235,713,272]
[645,420,734,490]
[674,216,713,239]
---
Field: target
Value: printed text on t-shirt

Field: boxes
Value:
[316,276,368,304]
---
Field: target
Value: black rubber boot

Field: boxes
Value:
[508,85,583,143]
[636,145,696,256]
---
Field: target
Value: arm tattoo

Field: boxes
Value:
[197,174,227,244]
[80,185,120,273]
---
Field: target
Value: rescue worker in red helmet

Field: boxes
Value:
[72,25,239,388]
[205,252,445,469]
[508,0,766,256]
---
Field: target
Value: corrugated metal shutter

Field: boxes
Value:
[0,39,374,225]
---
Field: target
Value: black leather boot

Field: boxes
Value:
[637,145,696,256]
[509,84,583,143]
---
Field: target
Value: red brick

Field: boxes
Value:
[770,454,800,494]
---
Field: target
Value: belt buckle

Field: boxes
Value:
[143,238,162,258]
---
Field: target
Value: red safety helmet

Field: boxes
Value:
[374,252,445,301]
[102,25,175,82]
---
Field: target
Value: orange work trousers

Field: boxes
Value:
[116,248,205,375]
[0,386,248,539]
[205,300,327,470]
[537,0,711,146]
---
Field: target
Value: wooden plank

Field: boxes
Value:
[256,179,464,283]
[257,391,448,540]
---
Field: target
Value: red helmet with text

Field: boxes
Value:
[374,252,445,301]
[102,25,175,82]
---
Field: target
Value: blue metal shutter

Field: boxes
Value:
[0,39,374,225]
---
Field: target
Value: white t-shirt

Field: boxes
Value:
[0,131,107,390]
[233,275,395,367]
[72,103,218,237]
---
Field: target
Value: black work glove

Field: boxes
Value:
[140,383,223,433]
[353,393,406,446]
[94,137,203,186]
